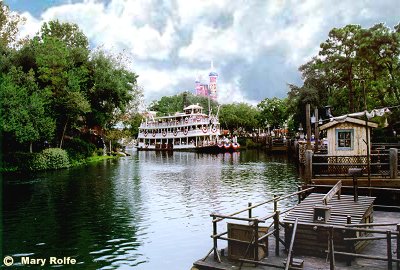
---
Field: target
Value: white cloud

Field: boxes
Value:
[14,0,400,106]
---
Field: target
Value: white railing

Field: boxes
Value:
[139,118,218,129]
[138,128,220,139]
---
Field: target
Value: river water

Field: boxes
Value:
[2,150,301,269]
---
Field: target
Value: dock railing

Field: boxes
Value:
[203,187,314,269]
[312,154,391,177]
[283,218,400,270]
[203,184,400,269]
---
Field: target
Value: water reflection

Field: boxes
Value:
[2,150,300,269]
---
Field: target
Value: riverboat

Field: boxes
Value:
[137,104,240,152]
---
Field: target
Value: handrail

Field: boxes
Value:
[283,220,399,235]
[285,218,298,270]
[213,187,314,223]
[306,184,400,193]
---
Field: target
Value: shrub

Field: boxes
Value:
[3,148,69,171]
[40,148,70,170]
[64,138,96,161]
[96,148,105,156]
[3,152,36,171]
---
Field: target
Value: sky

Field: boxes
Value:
[4,0,400,106]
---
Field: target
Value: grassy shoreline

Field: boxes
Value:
[1,154,119,173]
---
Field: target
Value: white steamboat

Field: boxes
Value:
[137,104,233,151]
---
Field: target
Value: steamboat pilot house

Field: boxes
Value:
[137,104,221,150]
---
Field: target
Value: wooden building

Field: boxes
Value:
[319,117,378,156]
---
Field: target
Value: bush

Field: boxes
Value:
[3,148,70,171]
[3,152,36,171]
[64,138,96,160]
[40,148,70,170]
[96,148,105,156]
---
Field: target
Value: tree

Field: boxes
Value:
[219,103,259,133]
[85,50,139,129]
[38,20,89,49]
[34,36,91,148]
[257,97,289,129]
[149,92,219,116]
[0,2,25,48]
[289,23,400,130]
[0,67,55,152]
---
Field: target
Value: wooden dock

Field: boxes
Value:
[192,211,400,270]
[282,193,375,257]
[193,186,400,270]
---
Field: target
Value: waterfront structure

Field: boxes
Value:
[195,61,218,101]
[319,117,378,156]
[137,104,239,151]
[194,183,400,270]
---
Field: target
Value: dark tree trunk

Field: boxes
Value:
[60,120,68,149]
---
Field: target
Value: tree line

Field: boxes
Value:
[0,3,142,154]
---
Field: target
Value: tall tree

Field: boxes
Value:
[85,50,139,129]
[0,67,55,152]
[34,36,91,148]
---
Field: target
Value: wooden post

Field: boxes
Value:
[397,224,399,270]
[314,108,319,153]
[305,150,313,183]
[254,220,259,264]
[329,226,335,270]
[274,211,280,256]
[306,104,312,150]
[388,230,393,270]
[212,214,220,261]
[346,215,352,266]
[353,174,358,202]
[248,202,252,219]
[274,194,278,212]
[297,186,302,204]
[390,148,398,179]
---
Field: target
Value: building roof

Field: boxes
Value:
[319,117,379,131]
[209,71,218,77]
[183,104,203,110]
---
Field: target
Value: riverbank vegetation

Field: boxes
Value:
[0,3,142,171]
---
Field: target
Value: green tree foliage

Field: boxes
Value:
[0,2,25,48]
[39,20,89,49]
[257,97,288,129]
[288,23,400,128]
[33,36,91,147]
[149,92,219,116]
[0,9,141,157]
[219,103,259,133]
[86,50,139,129]
[0,67,55,152]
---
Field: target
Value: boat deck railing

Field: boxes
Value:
[140,118,215,129]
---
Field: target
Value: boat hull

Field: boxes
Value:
[196,143,240,153]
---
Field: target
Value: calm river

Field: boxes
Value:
[2,150,300,269]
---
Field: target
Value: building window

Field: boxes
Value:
[336,129,354,150]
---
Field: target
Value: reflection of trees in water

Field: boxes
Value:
[3,162,145,269]
[3,150,301,269]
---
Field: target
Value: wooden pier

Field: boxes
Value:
[282,192,375,257]
[193,211,400,270]
[193,186,400,270]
